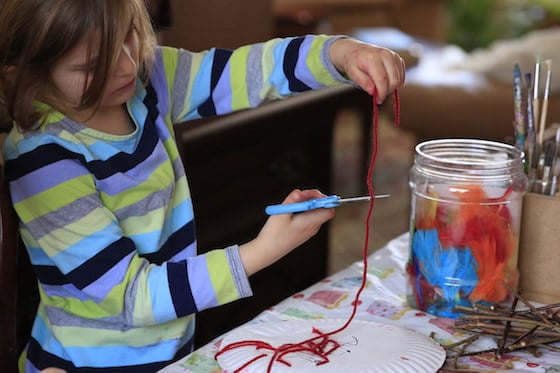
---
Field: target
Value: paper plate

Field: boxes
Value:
[216,319,446,372]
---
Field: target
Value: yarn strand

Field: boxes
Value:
[216,89,401,372]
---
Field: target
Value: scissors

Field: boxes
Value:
[265,194,390,215]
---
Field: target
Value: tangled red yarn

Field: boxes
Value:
[215,90,400,372]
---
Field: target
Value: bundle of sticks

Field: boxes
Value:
[434,282,560,371]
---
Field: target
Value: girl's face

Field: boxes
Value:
[50,27,140,119]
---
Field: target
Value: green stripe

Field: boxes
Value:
[229,45,251,110]
[15,174,95,223]
[206,249,239,305]
[52,316,192,346]
[307,36,339,86]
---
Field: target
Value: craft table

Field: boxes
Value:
[159,233,560,372]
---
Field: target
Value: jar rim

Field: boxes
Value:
[415,139,524,166]
[413,139,527,184]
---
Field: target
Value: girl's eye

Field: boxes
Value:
[73,61,96,73]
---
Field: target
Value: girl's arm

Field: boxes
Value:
[152,35,405,124]
[3,132,249,327]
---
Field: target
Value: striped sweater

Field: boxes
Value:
[3,35,349,371]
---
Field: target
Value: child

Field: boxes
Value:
[0,0,405,371]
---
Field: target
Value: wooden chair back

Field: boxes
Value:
[0,164,38,371]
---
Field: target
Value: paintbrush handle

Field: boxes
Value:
[538,98,549,145]
[533,97,540,129]
[550,176,558,196]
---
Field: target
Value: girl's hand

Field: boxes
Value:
[329,38,406,104]
[239,189,335,276]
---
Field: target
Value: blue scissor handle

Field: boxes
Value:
[265,195,341,215]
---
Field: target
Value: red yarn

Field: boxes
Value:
[215,89,401,372]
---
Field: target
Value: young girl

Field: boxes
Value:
[0,0,405,371]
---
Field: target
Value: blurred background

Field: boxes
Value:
[151,0,560,52]
[148,0,560,273]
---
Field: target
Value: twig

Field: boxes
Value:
[440,283,560,370]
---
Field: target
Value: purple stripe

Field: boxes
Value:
[10,159,89,203]
[211,62,233,115]
[169,241,196,262]
[41,253,133,302]
[96,142,168,195]
[81,253,133,301]
[295,37,325,90]
[42,283,90,301]
[150,50,171,119]
[187,255,218,309]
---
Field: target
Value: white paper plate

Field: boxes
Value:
[216,319,446,372]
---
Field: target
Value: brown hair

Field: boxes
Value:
[0,0,157,132]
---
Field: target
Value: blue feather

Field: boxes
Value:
[411,229,479,316]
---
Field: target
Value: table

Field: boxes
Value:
[160,233,560,372]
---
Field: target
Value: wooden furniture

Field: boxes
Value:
[273,0,447,42]
[147,0,171,29]
[0,164,38,371]
[175,85,373,347]
[160,0,273,51]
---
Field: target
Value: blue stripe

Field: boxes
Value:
[95,140,169,195]
[167,261,197,316]
[87,136,140,159]
[26,335,194,372]
[212,61,233,114]
[147,264,176,323]
[52,223,120,273]
[28,245,55,266]
[6,143,85,181]
[36,237,136,288]
[10,159,89,203]
[83,85,160,180]
[165,197,194,236]
[283,37,312,92]
[188,51,214,117]
[141,221,195,265]
[86,115,157,180]
[67,237,136,289]
[198,49,232,117]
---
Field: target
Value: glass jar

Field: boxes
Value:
[407,139,528,318]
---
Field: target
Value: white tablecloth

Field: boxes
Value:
[161,233,560,372]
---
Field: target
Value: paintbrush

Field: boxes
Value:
[537,59,552,146]
[525,72,536,179]
[550,128,560,196]
[540,139,555,194]
[533,55,541,133]
[513,63,525,151]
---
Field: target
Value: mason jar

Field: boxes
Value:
[407,139,528,318]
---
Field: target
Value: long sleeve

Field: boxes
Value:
[149,35,351,123]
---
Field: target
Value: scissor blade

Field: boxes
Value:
[337,194,390,204]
